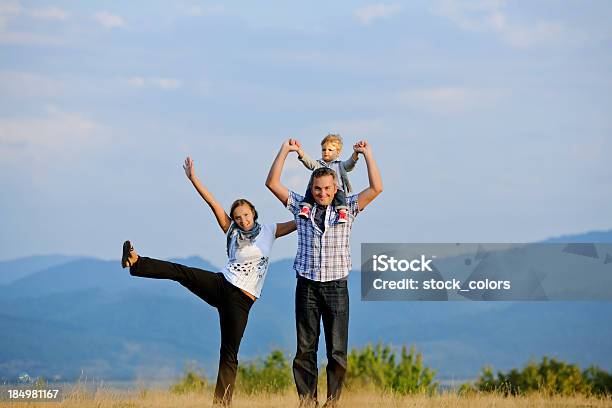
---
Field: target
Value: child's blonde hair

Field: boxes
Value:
[321,134,343,152]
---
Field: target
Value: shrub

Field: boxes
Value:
[344,343,438,395]
[170,364,208,394]
[583,365,612,396]
[237,350,293,394]
[468,357,611,396]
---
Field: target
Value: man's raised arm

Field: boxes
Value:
[355,140,383,211]
[266,139,300,206]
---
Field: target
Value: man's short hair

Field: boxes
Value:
[312,167,337,182]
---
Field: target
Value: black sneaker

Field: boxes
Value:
[121,240,134,268]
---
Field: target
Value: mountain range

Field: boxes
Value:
[1,230,611,383]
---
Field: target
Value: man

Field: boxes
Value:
[266,138,383,406]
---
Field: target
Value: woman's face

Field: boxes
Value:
[232,204,255,231]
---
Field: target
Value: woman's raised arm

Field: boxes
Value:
[183,156,232,233]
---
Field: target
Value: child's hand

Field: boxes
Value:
[183,156,195,180]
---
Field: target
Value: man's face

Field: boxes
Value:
[311,174,337,206]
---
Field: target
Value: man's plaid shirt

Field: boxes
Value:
[287,191,360,281]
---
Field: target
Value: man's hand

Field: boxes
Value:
[290,139,305,157]
[183,156,195,180]
[353,140,369,155]
[284,138,301,153]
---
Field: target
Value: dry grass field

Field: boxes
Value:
[1,386,610,408]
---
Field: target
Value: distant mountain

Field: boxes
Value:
[0,255,83,285]
[543,229,612,243]
[0,230,611,383]
[0,256,218,299]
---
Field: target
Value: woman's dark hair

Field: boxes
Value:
[229,199,258,221]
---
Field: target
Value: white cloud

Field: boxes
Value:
[126,76,182,91]
[0,71,64,97]
[151,77,181,90]
[434,0,565,48]
[127,77,146,87]
[0,2,68,45]
[28,6,69,20]
[435,0,504,31]
[187,4,228,17]
[0,31,63,45]
[501,21,564,48]
[354,3,402,26]
[0,0,22,29]
[0,2,69,22]
[94,11,125,28]
[398,86,503,114]
[0,108,103,160]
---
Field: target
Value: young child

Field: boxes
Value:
[296,134,359,223]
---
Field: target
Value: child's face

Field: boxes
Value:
[321,143,340,162]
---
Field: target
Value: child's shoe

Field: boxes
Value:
[337,209,348,224]
[299,206,311,219]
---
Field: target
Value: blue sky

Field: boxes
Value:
[1,1,611,267]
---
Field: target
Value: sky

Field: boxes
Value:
[1,0,611,268]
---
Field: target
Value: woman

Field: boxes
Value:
[121,156,295,406]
